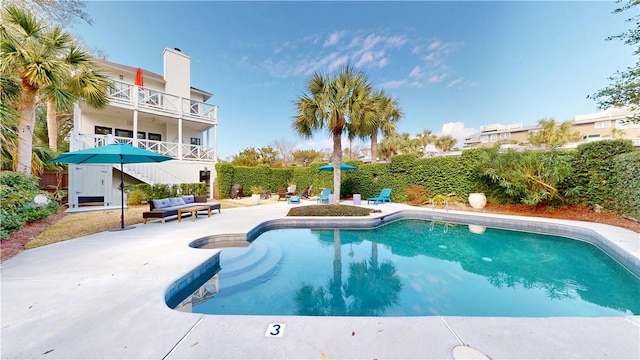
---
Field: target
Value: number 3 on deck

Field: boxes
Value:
[265,323,285,337]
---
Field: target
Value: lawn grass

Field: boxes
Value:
[25,199,253,249]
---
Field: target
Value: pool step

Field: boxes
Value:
[218,241,283,295]
[218,242,269,277]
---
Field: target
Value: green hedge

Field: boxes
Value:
[609,151,640,220]
[215,141,638,219]
[570,139,635,208]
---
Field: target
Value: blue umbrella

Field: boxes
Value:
[51,143,173,230]
[317,163,357,171]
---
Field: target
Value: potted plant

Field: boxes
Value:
[468,192,487,209]
[250,186,262,205]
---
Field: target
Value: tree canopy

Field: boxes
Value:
[589,0,640,123]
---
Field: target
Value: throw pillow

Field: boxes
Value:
[182,195,195,204]
[169,197,186,206]
[153,198,171,209]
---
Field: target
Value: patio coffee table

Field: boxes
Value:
[177,205,211,222]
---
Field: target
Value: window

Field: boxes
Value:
[190,137,201,145]
[148,133,162,141]
[481,135,489,143]
[95,126,112,135]
[115,128,133,138]
[137,132,146,139]
[500,132,511,139]
[595,120,611,129]
[490,134,497,142]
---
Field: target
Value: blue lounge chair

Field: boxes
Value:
[317,188,331,204]
[367,188,392,204]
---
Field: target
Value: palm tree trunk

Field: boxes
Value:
[46,98,58,152]
[370,132,378,163]
[16,84,38,174]
[332,131,342,205]
[330,229,345,315]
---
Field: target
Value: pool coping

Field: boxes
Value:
[2,202,639,359]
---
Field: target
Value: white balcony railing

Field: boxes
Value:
[107,80,218,124]
[77,134,216,161]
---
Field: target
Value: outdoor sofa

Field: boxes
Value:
[143,195,221,224]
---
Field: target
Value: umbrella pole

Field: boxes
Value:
[120,157,125,229]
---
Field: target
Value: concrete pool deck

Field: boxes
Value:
[1,201,639,359]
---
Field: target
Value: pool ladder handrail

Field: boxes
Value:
[428,198,449,211]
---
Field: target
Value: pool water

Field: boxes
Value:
[174,219,640,317]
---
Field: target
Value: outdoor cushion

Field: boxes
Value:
[182,195,195,204]
[153,198,172,209]
[169,197,186,206]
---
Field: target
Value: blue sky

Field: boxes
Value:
[71,1,635,160]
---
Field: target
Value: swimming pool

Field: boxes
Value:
[171,218,640,317]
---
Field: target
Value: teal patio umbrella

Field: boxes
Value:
[51,143,173,231]
[317,163,357,202]
[317,163,357,171]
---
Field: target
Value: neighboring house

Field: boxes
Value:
[68,48,218,209]
[572,107,640,142]
[464,107,640,149]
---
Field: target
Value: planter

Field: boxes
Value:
[468,193,487,209]
[251,194,261,205]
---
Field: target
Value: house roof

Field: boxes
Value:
[96,59,164,81]
[95,59,213,100]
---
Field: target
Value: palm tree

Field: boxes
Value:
[293,65,373,204]
[359,90,403,163]
[1,76,20,170]
[417,129,437,156]
[611,128,626,139]
[435,135,457,152]
[398,132,422,154]
[0,6,107,173]
[528,118,580,148]
[42,45,110,151]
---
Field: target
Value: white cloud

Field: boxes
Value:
[324,32,342,47]
[386,36,407,48]
[427,73,448,83]
[437,122,478,149]
[427,40,441,51]
[447,77,479,89]
[260,31,467,91]
[409,66,421,78]
[447,78,462,88]
[379,79,408,89]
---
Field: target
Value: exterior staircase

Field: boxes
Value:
[118,163,183,185]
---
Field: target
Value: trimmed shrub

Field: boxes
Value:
[126,189,147,205]
[1,171,59,241]
[287,204,380,216]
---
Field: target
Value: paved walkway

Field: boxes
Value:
[1,201,639,359]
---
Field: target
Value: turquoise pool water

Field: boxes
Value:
[173,219,640,317]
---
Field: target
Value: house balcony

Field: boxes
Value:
[77,134,216,162]
[107,80,218,125]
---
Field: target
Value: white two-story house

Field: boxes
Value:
[68,47,218,209]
